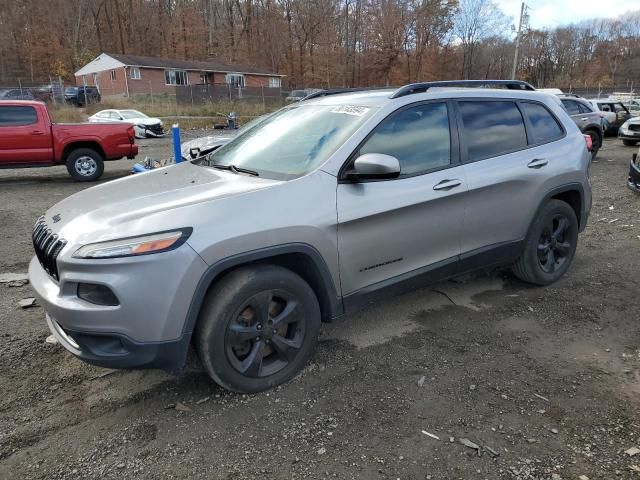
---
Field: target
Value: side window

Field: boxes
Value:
[561,99,580,115]
[577,102,593,114]
[0,106,38,126]
[359,103,450,176]
[458,101,527,161]
[520,102,564,144]
[599,103,611,112]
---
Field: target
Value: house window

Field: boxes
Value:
[268,77,281,88]
[165,69,188,86]
[130,67,141,80]
[226,73,245,88]
[110,70,116,81]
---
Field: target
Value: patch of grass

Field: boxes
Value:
[84,97,281,122]
[47,105,87,123]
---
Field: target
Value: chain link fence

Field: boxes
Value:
[175,83,286,108]
[0,77,66,104]
[558,84,637,99]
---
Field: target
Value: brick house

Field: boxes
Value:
[74,53,284,98]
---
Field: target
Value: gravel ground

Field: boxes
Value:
[0,138,639,480]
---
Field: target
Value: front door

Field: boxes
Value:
[0,105,52,165]
[336,101,467,302]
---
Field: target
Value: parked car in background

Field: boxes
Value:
[29,80,592,393]
[89,109,164,138]
[558,95,603,158]
[0,89,34,100]
[32,85,55,103]
[586,99,631,134]
[64,86,101,107]
[0,100,138,181]
[619,117,640,146]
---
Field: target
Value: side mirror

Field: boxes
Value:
[347,153,401,180]
[189,147,201,159]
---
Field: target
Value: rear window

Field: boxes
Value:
[520,102,563,144]
[0,106,38,126]
[458,101,527,161]
[561,99,580,115]
[577,102,593,114]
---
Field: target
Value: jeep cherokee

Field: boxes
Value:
[29,80,592,393]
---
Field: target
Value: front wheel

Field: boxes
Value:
[65,148,104,182]
[513,199,579,286]
[195,265,321,393]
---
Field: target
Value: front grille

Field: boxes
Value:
[32,217,67,281]
[629,124,640,132]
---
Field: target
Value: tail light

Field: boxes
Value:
[127,126,135,144]
[584,134,593,152]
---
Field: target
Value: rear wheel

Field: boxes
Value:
[513,200,578,286]
[196,265,321,393]
[65,148,104,182]
[623,140,638,147]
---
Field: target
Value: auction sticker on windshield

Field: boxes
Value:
[330,105,370,116]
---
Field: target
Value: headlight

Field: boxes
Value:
[73,228,192,259]
[621,121,630,130]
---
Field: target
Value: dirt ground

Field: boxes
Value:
[1,137,639,480]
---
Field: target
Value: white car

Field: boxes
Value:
[88,109,164,138]
[585,100,631,133]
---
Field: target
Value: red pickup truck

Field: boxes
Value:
[0,100,138,181]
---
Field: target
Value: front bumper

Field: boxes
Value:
[45,312,189,371]
[29,243,208,371]
[619,129,640,142]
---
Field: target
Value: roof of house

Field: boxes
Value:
[75,53,283,77]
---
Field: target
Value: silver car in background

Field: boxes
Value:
[30,80,592,393]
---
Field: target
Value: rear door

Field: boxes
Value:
[0,105,53,165]
[459,99,566,262]
[336,101,467,298]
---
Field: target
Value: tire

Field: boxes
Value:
[65,148,104,182]
[585,129,601,160]
[513,199,579,286]
[623,140,638,147]
[195,265,321,393]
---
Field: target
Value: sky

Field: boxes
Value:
[495,0,640,29]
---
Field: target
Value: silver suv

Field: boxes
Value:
[30,80,592,393]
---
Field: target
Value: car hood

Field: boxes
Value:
[43,161,281,245]
[180,135,234,157]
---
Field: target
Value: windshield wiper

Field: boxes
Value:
[210,163,259,176]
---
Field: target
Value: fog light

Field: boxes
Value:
[77,283,119,306]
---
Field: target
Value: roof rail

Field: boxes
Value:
[390,80,536,99]
[302,87,389,101]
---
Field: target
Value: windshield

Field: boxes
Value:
[120,110,147,119]
[198,104,375,180]
[65,87,78,93]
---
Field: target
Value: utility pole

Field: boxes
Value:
[511,2,528,80]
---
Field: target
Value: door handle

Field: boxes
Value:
[30,130,45,135]
[580,117,589,121]
[433,179,462,191]
[527,159,548,169]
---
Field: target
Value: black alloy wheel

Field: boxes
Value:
[537,214,572,274]
[225,290,306,378]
